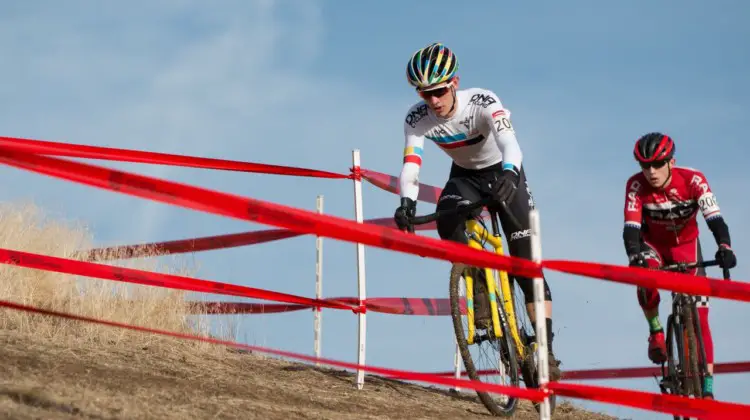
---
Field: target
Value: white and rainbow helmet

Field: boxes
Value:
[406,42,459,91]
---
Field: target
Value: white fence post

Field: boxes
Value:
[453,339,461,392]
[314,195,324,366]
[530,208,550,420]
[453,278,465,392]
[352,149,367,390]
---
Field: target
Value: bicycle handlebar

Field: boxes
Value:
[406,196,523,233]
[660,259,731,280]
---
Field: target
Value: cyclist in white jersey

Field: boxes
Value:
[393,42,561,379]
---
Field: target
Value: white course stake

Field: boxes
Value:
[453,278,465,392]
[453,339,461,392]
[313,195,324,366]
[352,149,367,390]
[530,208,551,420]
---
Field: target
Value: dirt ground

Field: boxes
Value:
[0,329,619,420]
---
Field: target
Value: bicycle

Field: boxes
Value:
[656,258,730,420]
[407,196,554,417]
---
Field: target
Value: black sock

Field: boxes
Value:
[546,318,554,354]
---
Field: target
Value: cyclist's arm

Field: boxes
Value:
[399,123,425,202]
[690,171,732,247]
[481,95,523,173]
[623,178,644,256]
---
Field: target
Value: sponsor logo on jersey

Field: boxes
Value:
[468,93,496,108]
[643,200,698,221]
[510,229,531,241]
[690,174,710,194]
[626,180,641,212]
[459,116,473,130]
[405,104,428,128]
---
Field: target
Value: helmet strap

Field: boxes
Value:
[657,162,673,189]
[447,85,457,115]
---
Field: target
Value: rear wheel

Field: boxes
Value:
[450,263,521,417]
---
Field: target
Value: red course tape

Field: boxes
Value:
[0,135,349,179]
[0,147,544,282]
[1,146,746,305]
[430,360,750,381]
[548,381,748,419]
[0,248,355,312]
[187,297,458,316]
[78,228,303,261]
[544,259,750,303]
[77,217,434,261]
[560,361,750,381]
[360,169,443,204]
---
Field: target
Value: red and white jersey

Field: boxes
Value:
[624,166,722,246]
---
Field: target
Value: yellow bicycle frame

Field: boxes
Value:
[462,219,527,360]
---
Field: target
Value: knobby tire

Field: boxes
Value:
[690,300,711,396]
[682,301,703,398]
[449,263,520,417]
[664,296,707,420]
[666,312,690,420]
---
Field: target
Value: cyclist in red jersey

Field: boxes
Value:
[623,132,737,399]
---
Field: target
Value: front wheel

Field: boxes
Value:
[664,313,685,420]
[682,301,704,398]
[510,280,557,415]
[449,263,521,417]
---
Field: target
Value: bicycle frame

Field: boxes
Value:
[463,217,527,361]
[406,196,528,358]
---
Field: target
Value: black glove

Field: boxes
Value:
[628,252,649,268]
[491,168,520,205]
[715,244,737,269]
[394,197,416,233]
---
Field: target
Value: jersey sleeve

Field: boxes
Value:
[477,92,523,172]
[687,170,721,220]
[624,176,643,229]
[622,176,644,256]
[399,116,425,201]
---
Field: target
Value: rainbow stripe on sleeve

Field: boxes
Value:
[403,146,423,165]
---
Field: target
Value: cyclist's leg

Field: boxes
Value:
[436,163,489,325]
[672,238,714,398]
[636,240,667,364]
[435,164,483,243]
[488,165,561,378]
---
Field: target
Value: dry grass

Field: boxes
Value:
[0,201,235,354]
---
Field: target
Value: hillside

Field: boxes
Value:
[0,202,616,419]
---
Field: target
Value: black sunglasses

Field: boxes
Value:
[639,159,669,170]
[418,86,450,98]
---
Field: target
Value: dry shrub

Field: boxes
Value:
[0,201,238,354]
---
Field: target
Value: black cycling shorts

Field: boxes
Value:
[435,161,552,304]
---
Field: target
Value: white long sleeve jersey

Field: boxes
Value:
[399,87,523,201]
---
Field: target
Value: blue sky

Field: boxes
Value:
[1,1,748,418]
